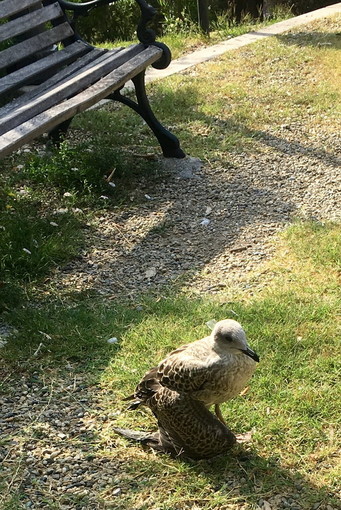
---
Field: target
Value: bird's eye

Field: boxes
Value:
[224,334,233,342]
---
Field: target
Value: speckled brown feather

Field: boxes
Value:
[125,324,257,408]
[149,386,236,459]
[119,320,258,457]
[117,381,236,459]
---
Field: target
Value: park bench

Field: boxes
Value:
[0,0,185,159]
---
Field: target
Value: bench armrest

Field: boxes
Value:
[59,0,156,43]
[59,0,171,67]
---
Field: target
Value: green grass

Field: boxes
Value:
[0,17,340,510]
[68,16,340,164]
[0,140,162,311]
[0,221,340,509]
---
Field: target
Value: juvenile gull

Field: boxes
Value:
[124,319,259,424]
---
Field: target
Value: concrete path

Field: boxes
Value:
[145,3,341,84]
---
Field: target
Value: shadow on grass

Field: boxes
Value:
[276,30,341,50]
[183,448,338,509]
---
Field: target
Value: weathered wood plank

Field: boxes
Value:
[0,41,92,96]
[0,47,124,119]
[0,47,109,115]
[26,47,123,100]
[0,22,74,70]
[0,45,145,135]
[0,46,163,158]
[0,0,42,20]
[0,3,64,43]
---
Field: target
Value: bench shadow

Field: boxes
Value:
[58,82,339,298]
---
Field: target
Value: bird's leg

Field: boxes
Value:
[214,404,227,425]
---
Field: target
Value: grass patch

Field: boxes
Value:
[68,15,341,162]
[0,221,340,509]
[0,177,85,312]
[0,139,162,311]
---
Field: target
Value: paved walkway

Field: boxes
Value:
[145,3,341,84]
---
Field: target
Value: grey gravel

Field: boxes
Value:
[49,127,340,300]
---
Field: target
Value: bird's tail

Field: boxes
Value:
[113,427,160,447]
[122,370,160,410]
[126,400,142,411]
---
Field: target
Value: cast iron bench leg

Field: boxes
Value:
[110,71,185,158]
[49,119,73,145]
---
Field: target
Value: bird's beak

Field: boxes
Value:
[242,347,260,362]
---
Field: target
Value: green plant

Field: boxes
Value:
[23,142,118,195]
[0,190,84,281]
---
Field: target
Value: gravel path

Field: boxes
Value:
[0,369,122,509]
[51,127,340,299]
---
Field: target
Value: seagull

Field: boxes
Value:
[124,319,259,425]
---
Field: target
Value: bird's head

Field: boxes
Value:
[211,319,260,362]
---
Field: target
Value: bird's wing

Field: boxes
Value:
[151,387,236,459]
[157,348,215,393]
[123,366,159,403]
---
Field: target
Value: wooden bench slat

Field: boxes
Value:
[0,47,109,114]
[0,45,144,135]
[24,48,125,103]
[0,46,163,158]
[0,3,64,44]
[0,0,42,20]
[0,41,93,97]
[0,22,74,70]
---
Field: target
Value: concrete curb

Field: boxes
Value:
[145,3,341,84]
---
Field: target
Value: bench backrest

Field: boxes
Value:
[0,0,88,97]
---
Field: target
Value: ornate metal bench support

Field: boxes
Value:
[109,72,185,158]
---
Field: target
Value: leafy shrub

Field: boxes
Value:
[75,0,140,42]
[285,0,336,14]
[70,0,335,42]
[71,0,226,42]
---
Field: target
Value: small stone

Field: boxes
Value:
[107,337,119,344]
[145,267,157,279]
[200,218,210,226]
